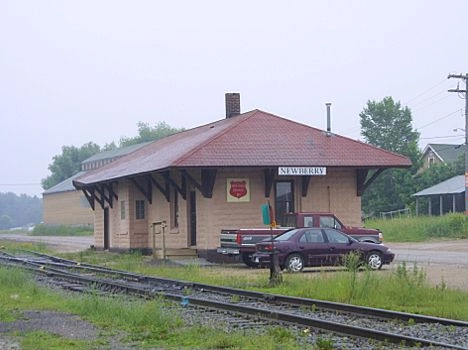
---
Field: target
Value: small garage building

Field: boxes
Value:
[73,94,411,259]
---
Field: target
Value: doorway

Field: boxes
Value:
[275,181,294,225]
[103,207,110,250]
[189,191,197,246]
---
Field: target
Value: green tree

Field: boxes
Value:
[41,142,101,190]
[119,121,184,147]
[359,97,421,216]
[0,193,42,228]
[0,214,12,229]
[360,97,420,164]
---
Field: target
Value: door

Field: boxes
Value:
[103,207,110,250]
[323,228,352,265]
[189,191,197,246]
[274,181,294,225]
[299,229,328,266]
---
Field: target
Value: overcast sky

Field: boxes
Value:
[1,1,468,197]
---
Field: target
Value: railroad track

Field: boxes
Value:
[1,249,467,349]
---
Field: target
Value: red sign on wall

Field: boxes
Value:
[229,180,247,198]
[227,178,250,202]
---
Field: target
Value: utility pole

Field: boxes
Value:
[448,73,468,215]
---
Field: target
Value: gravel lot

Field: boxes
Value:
[387,240,468,291]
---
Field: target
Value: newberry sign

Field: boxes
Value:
[278,167,327,176]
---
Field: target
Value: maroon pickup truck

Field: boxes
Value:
[216,212,383,267]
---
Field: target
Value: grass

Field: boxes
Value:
[365,212,468,242]
[0,265,313,349]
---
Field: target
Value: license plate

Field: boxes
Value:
[216,247,240,255]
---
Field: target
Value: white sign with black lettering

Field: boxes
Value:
[278,167,327,176]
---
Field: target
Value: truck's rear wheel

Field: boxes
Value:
[242,253,259,268]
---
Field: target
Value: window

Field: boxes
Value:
[319,216,335,228]
[319,216,342,230]
[304,216,314,227]
[300,230,324,243]
[120,200,126,220]
[135,200,145,220]
[324,229,349,244]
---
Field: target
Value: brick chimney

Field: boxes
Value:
[225,93,240,118]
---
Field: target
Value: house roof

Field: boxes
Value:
[421,144,466,164]
[81,141,152,165]
[43,171,87,195]
[413,175,465,197]
[74,109,412,187]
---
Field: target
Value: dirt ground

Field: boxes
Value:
[387,240,468,291]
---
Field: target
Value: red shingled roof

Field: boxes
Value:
[74,109,411,186]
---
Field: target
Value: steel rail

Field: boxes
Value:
[21,251,468,328]
[1,251,467,348]
[168,295,468,349]
[6,250,468,328]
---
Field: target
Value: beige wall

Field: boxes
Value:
[93,206,104,248]
[300,168,361,226]
[90,167,363,251]
[43,191,94,226]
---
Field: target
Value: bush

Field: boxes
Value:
[31,224,93,236]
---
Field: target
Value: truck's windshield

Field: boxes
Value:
[319,216,342,230]
[282,215,297,227]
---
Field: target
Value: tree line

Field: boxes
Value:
[0,193,42,229]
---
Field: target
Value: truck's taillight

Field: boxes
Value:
[379,231,383,242]
[236,233,242,245]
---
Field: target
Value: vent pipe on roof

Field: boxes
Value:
[325,102,332,137]
[225,93,241,118]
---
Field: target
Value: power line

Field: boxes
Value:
[408,92,451,111]
[0,183,41,186]
[420,135,464,140]
[403,78,449,105]
[415,109,462,130]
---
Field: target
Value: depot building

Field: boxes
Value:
[73,93,411,260]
